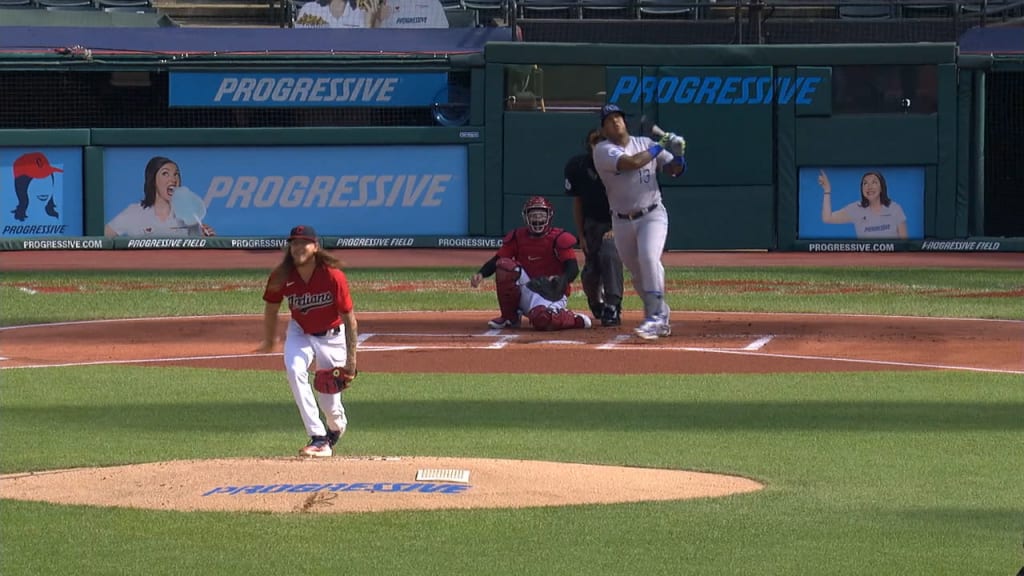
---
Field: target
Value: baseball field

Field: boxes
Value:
[1,249,1022,575]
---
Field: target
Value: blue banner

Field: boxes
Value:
[798,166,925,240]
[609,72,826,106]
[0,147,83,238]
[102,146,468,237]
[169,72,451,107]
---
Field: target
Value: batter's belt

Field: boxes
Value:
[615,203,659,221]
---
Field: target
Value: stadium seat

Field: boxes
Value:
[580,0,634,19]
[838,0,893,18]
[36,0,93,6]
[519,0,579,18]
[462,0,505,22]
[103,4,155,11]
[960,0,1023,13]
[898,0,954,17]
[637,0,693,18]
[0,0,34,6]
[95,0,151,7]
[444,6,478,24]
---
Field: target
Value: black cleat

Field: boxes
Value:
[600,305,621,327]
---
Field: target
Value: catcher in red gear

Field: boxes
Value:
[470,196,593,331]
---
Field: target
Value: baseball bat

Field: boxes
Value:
[650,123,667,139]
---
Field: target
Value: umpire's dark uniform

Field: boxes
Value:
[564,150,624,326]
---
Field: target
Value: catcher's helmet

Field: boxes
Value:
[522,196,553,236]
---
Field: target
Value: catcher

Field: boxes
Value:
[470,196,592,331]
[255,225,359,458]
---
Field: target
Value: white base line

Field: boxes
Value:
[486,335,517,350]
[2,344,1020,374]
[744,335,775,351]
[676,346,1024,375]
[597,335,633,350]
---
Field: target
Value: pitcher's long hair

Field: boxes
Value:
[267,244,345,292]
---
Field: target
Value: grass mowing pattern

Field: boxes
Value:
[1,267,1023,575]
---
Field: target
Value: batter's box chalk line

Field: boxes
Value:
[416,468,471,484]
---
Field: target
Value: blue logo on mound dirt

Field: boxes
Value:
[609,75,822,105]
[202,482,472,496]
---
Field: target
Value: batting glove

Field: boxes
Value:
[670,155,687,177]
[670,135,686,156]
[659,132,686,157]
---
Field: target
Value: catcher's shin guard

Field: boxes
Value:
[494,257,522,321]
[527,305,581,331]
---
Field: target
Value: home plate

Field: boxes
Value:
[534,340,584,345]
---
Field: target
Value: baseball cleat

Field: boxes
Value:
[574,313,593,329]
[656,323,672,337]
[487,316,520,329]
[326,428,344,447]
[634,316,665,340]
[600,305,621,327]
[299,436,332,458]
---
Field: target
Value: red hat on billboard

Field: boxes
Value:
[288,225,318,242]
[13,152,63,179]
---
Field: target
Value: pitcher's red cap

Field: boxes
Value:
[288,225,318,242]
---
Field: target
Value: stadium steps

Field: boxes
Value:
[152,0,284,26]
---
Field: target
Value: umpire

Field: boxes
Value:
[564,128,624,327]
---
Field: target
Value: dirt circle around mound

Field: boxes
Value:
[0,457,763,514]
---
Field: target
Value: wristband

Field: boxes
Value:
[647,145,663,158]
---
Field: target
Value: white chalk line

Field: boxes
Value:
[744,335,775,351]
[0,315,1018,374]
[1,309,1020,333]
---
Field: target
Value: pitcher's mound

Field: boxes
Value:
[0,456,763,514]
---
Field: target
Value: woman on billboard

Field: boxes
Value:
[105,156,216,238]
[819,169,907,239]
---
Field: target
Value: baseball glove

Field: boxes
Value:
[526,275,566,302]
[313,367,358,394]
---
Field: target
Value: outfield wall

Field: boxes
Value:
[0,42,1021,252]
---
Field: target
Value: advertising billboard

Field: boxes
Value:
[798,166,925,240]
[0,147,83,238]
[102,145,468,238]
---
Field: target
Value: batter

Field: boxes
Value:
[592,104,687,340]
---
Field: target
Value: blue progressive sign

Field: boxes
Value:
[169,72,450,107]
[609,74,823,105]
[102,145,469,237]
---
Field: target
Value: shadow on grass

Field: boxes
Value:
[5,400,1024,433]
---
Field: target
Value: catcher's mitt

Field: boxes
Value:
[313,367,358,394]
[526,275,566,302]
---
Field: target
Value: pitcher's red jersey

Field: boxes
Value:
[263,264,353,335]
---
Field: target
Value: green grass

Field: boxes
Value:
[2,368,1023,575]
[1,266,1021,325]
[1,266,1023,575]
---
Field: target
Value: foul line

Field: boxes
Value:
[0,315,1017,375]
[613,345,1024,375]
